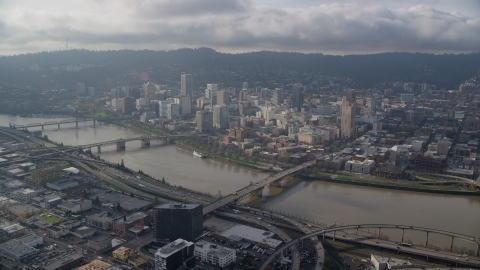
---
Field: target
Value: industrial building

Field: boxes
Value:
[370,254,411,270]
[155,238,195,270]
[46,178,78,190]
[111,211,150,237]
[30,165,62,186]
[16,233,43,247]
[87,236,112,253]
[153,203,203,242]
[42,252,83,270]
[344,159,375,174]
[0,239,37,261]
[194,240,236,267]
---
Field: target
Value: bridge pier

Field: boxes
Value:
[401,229,405,243]
[42,125,44,131]
[116,141,126,151]
[450,236,454,251]
[476,244,479,257]
[57,123,60,129]
[333,231,336,241]
[97,146,101,153]
[93,119,96,126]
[322,232,325,243]
[141,138,151,147]
[355,228,358,235]
[378,228,381,238]
[76,121,78,128]
[425,231,429,247]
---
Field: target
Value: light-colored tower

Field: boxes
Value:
[76,82,85,95]
[205,84,218,104]
[341,90,356,138]
[181,74,193,96]
[217,90,229,106]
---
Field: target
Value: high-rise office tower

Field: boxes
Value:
[272,88,284,106]
[122,96,136,115]
[181,74,193,97]
[153,203,203,242]
[205,84,218,104]
[213,105,228,129]
[292,83,303,112]
[341,90,356,138]
[159,100,173,118]
[76,82,85,95]
[371,96,377,114]
[167,103,180,120]
[196,111,213,133]
[242,82,249,89]
[178,95,192,115]
[144,82,155,98]
[217,90,229,106]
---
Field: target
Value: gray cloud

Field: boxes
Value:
[0,0,478,55]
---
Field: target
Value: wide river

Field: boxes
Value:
[1,115,479,249]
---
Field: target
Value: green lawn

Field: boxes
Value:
[37,214,63,224]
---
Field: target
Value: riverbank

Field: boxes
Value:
[175,139,263,170]
[302,172,480,196]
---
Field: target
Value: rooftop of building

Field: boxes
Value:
[0,239,37,256]
[48,178,78,185]
[112,246,133,255]
[195,240,235,257]
[2,223,24,233]
[76,259,111,270]
[156,238,194,258]
[16,233,42,244]
[42,252,83,270]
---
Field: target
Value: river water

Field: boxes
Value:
[1,115,479,248]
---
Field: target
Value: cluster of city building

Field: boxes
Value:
[102,71,480,182]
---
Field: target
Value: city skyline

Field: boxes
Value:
[0,0,479,55]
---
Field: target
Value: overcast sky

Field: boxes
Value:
[0,0,479,55]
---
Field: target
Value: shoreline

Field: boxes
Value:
[301,174,480,196]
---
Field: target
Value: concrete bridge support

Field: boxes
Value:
[378,228,382,238]
[450,236,454,252]
[42,125,44,131]
[76,121,78,128]
[425,232,429,247]
[476,244,479,257]
[93,119,96,126]
[141,138,151,147]
[322,232,325,243]
[401,229,405,243]
[97,146,101,153]
[116,141,126,151]
[57,123,60,129]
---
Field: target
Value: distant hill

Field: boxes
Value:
[0,48,478,89]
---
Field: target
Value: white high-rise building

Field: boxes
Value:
[87,87,95,96]
[167,103,180,120]
[213,105,228,129]
[159,100,173,118]
[181,74,193,96]
[76,82,85,95]
[194,240,236,268]
[205,84,218,102]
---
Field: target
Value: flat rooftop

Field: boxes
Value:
[156,238,194,258]
[43,252,83,270]
[0,239,37,257]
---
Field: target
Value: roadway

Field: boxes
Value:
[203,160,317,214]
[216,211,301,270]
[261,224,480,269]
[237,206,325,269]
